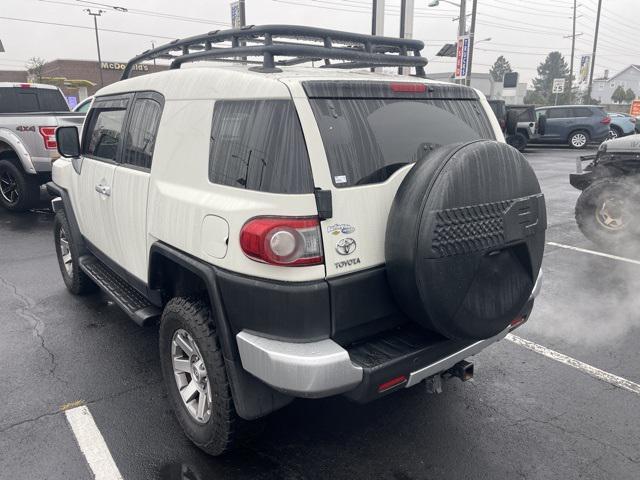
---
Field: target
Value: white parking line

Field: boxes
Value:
[546,242,640,266]
[65,405,123,480]
[506,334,640,396]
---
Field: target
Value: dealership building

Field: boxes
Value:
[0,59,166,108]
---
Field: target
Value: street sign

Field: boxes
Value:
[579,55,591,83]
[503,72,519,89]
[552,78,566,94]
[230,1,241,28]
[630,100,640,117]
[455,35,470,80]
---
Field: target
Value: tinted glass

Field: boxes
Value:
[0,87,68,113]
[84,108,127,161]
[75,99,92,113]
[510,107,536,122]
[122,98,162,169]
[546,108,570,119]
[572,107,593,118]
[209,100,314,194]
[309,98,495,188]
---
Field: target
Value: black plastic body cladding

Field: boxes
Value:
[385,141,546,340]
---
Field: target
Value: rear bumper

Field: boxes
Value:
[237,271,543,400]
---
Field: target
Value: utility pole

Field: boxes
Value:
[85,9,105,88]
[587,0,603,100]
[238,0,246,26]
[568,0,577,103]
[371,0,385,72]
[457,0,467,85]
[399,0,415,75]
[465,0,477,87]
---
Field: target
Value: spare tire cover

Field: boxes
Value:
[385,140,546,340]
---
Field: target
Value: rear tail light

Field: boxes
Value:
[240,217,323,266]
[509,315,527,331]
[39,126,57,150]
[390,82,427,93]
[601,116,611,125]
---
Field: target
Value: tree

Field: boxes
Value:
[530,51,570,105]
[625,88,636,103]
[611,85,626,104]
[489,56,512,83]
[25,57,46,82]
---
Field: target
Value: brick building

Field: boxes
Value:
[0,58,166,107]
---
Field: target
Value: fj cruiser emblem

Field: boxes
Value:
[335,237,357,255]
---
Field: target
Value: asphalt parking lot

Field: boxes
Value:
[1,146,639,480]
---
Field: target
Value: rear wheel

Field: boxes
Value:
[0,159,40,212]
[608,126,622,140]
[575,179,637,247]
[159,296,253,456]
[568,130,589,149]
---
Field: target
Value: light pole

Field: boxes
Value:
[85,9,105,87]
[587,0,603,100]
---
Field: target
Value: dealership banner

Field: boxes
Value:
[455,35,470,80]
[579,55,591,83]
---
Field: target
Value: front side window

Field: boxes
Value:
[209,100,314,194]
[84,108,127,161]
[122,98,162,169]
[309,98,495,188]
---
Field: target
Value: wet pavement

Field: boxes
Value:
[1,146,639,480]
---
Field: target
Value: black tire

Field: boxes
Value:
[575,179,637,248]
[385,141,546,340]
[0,159,40,212]
[507,133,528,152]
[568,130,590,149]
[609,126,623,140]
[159,296,251,456]
[54,210,97,295]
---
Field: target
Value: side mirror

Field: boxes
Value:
[538,114,547,136]
[505,110,518,136]
[56,126,81,158]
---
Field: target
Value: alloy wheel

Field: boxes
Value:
[571,133,587,148]
[595,197,626,231]
[0,169,19,205]
[171,329,212,424]
[58,227,74,278]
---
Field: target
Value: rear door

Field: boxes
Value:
[543,107,571,140]
[110,92,163,281]
[72,94,131,259]
[292,81,497,279]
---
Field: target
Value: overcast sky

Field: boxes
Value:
[1,0,638,84]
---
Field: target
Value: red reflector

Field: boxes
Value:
[240,217,323,266]
[509,316,527,331]
[39,126,57,150]
[601,116,611,125]
[390,82,427,93]
[19,83,31,89]
[378,375,407,393]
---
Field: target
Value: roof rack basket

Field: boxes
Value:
[121,24,428,80]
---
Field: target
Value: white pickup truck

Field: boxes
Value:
[0,82,84,211]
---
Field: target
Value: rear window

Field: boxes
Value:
[510,107,536,122]
[0,87,69,113]
[309,98,495,188]
[208,100,314,194]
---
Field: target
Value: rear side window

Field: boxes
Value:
[309,98,495,188]
[546,108,570,119]
[209,100,314,194]
[572,108,593,118]
[0,87,68,113]
[84,108,127,161]
[122,98,162,169]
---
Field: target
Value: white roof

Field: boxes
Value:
[95,62,460,101]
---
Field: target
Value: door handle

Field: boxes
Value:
[95,184,111,196]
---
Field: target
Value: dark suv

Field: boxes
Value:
[532,105,611,149]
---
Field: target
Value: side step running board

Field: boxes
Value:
[79,256,161,327]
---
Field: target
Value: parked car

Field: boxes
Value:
[570,133,640,247]
[487,99,522,149]
[49,25,545,456]
[531,105,611,149]
[507,104,541,151]
[73,96,93,113]
[0,82,85,211]
[608,112,636,139]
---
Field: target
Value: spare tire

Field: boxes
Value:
[385,140,546,340]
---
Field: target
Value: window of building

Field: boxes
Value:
[209,100,314,194]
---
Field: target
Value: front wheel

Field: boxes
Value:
[159,297,252,456]
[568,130,590,149]
[0,159,40,212]
[575,179,637,247]
[54,211,97,295]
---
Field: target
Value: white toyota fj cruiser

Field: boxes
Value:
[49,26,545,456]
